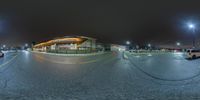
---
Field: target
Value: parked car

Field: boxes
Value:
[0,51,4,57]
[187,49,200,59]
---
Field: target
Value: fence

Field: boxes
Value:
[46,49,98,54]
[128,49,176,54]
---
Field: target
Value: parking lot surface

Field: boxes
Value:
[0,51,200,99]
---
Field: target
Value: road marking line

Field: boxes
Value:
[0,54,18,68]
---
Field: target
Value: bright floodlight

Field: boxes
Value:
[25,43,28,47]
[148,43,151,47]
[187,22,196,47]
[126,41,130,45]
[176,42,180,46]
[188,23,195,29]
[3,45,6,48]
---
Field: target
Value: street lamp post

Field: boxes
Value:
[25,43,28,47]
[176,42,182,52]
[126,41,130,50]
[188,23,196,48]
[3,45,6,51]
[24,43,29,50]
[148,43,151,49]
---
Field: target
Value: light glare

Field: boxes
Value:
[126,41,130,45]
[188,23,195,29]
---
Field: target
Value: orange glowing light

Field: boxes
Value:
[33,37,83,48]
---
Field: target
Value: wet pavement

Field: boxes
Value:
[0,51,200,99]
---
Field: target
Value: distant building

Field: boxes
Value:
[96,44,126,52]
[33,36,96,52]
[110,44,126,51]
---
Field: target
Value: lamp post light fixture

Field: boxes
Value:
[2,45,6,50]
[126,41,131,50]
[189,24,194,29]
[25,43,28,47]
[147,43,151,50]
[126,41,130,45]
[187,23,196,48]
[176,42,180,46]
[3,44,6,48]
[148,43,151,47]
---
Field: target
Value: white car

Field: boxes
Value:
[0,51,4,57]
[187,49,200,59]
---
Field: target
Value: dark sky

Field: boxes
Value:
[0,0,200,46]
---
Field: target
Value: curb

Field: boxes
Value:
[123,52,129,59]
[30,51,105,57]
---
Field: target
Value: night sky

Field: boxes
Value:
[0,0,200,46]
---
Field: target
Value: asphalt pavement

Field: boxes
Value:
[0,51,200,100]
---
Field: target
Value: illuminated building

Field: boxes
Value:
[33,36,96,53]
